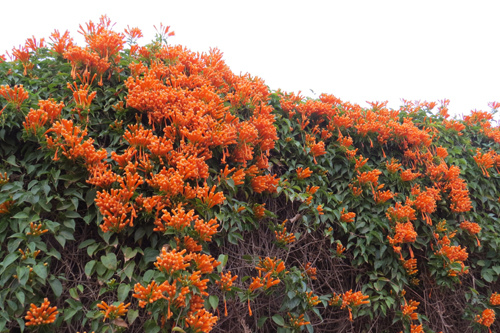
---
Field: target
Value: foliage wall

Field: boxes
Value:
[0,16,500,333]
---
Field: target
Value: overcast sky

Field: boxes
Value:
[1,1,499,119]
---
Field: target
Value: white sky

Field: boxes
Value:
[1,0,499,119]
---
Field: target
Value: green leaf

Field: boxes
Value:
[101,253,118,270]
[85,260,96,277]
[208,295,219,310]
[272,314,285,326]
[69,287,80,300]
[49,278,63,297]
[79,239,96,249]
[257,316,268,328]
[15,290,25,305]
[124,262,135,280]
[32,263,48,281]
[143,248,159,264]
[127,309,139,325]
[0,252,19,272]
[117,283,131,302]
[144,319,161,333]
[217,254,228,273]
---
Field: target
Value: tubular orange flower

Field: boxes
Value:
[336,242,346,255]
[410,324,424,333]
[26,221,48,236]
[49,29,74,55]
[23,109,49,135]
[288,313,310,328]
[401,299,420,320]
[132,280,170,308]
[216,271,238,292]
[400,169,421,182]
[305,291,321,307]
[194,218,219,242]
[473,148,496,177]
[97,301,130,321]
[296,166,313,180]
[197,185,226,208]
[476,308,495,328]
[340,208,355,223]
[303,262,317,280]
[251,174,279,193]
[248,275,264,292]
[385,158,402,173]
[0,84,29,109]
[490,292,500,306]
[25,298,58,326]
[67,74,98,110]
[339,290,370,321]
[354,155,368,170]
[275,220,296,245]
[374,189,395,204]
[459,221,481,235]
[11,45,32,75]
[402,258,418,275]
[154,248,190,274]
[185,308,217,333]
[0,199,14,215]
[253,203,266,219]
[317,204,324,215]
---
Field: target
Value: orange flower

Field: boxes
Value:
[400,169,421,182]
[185,308,217,333]
[336,243,346,256]
[253,203,266,219]
[374,189,395,204]
[154,248,190,274]
[197,185,226,208]
[303,262,317,280]
[356,169,382,186]
[194,218,219,242]
[410,324,424,333]
[317,204,324,215]
[401,299,419,320]
[0,84,29,109]
[133,280,170,308]
[476,308,495,328]
[338,290,370,321]
[26,221,48,236]
[288,313,310,328]
[385,158,402,173]
[23,108,48,135]
[67,73,98,110]
[296,167,313,180]
[473,148,496,177]
[459,221,481,235]
[490,292,500,306]
[0,199,14,215]
[340,208,355,223]
[25,298,58,326]
[216,271,238,292]
[97,301,130,321]
[387,222,417,245]
[251,174,279,193]
[49,29,74,56]
[248,275,264,292]
[305,291,321,307]
[402,258,418,275]
[354,155,368,170]
[189,253,220,274]
[275,220,296,245]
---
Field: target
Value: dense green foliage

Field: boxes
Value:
[0,16,500,333]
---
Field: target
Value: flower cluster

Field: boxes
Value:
[25,298,58,326]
